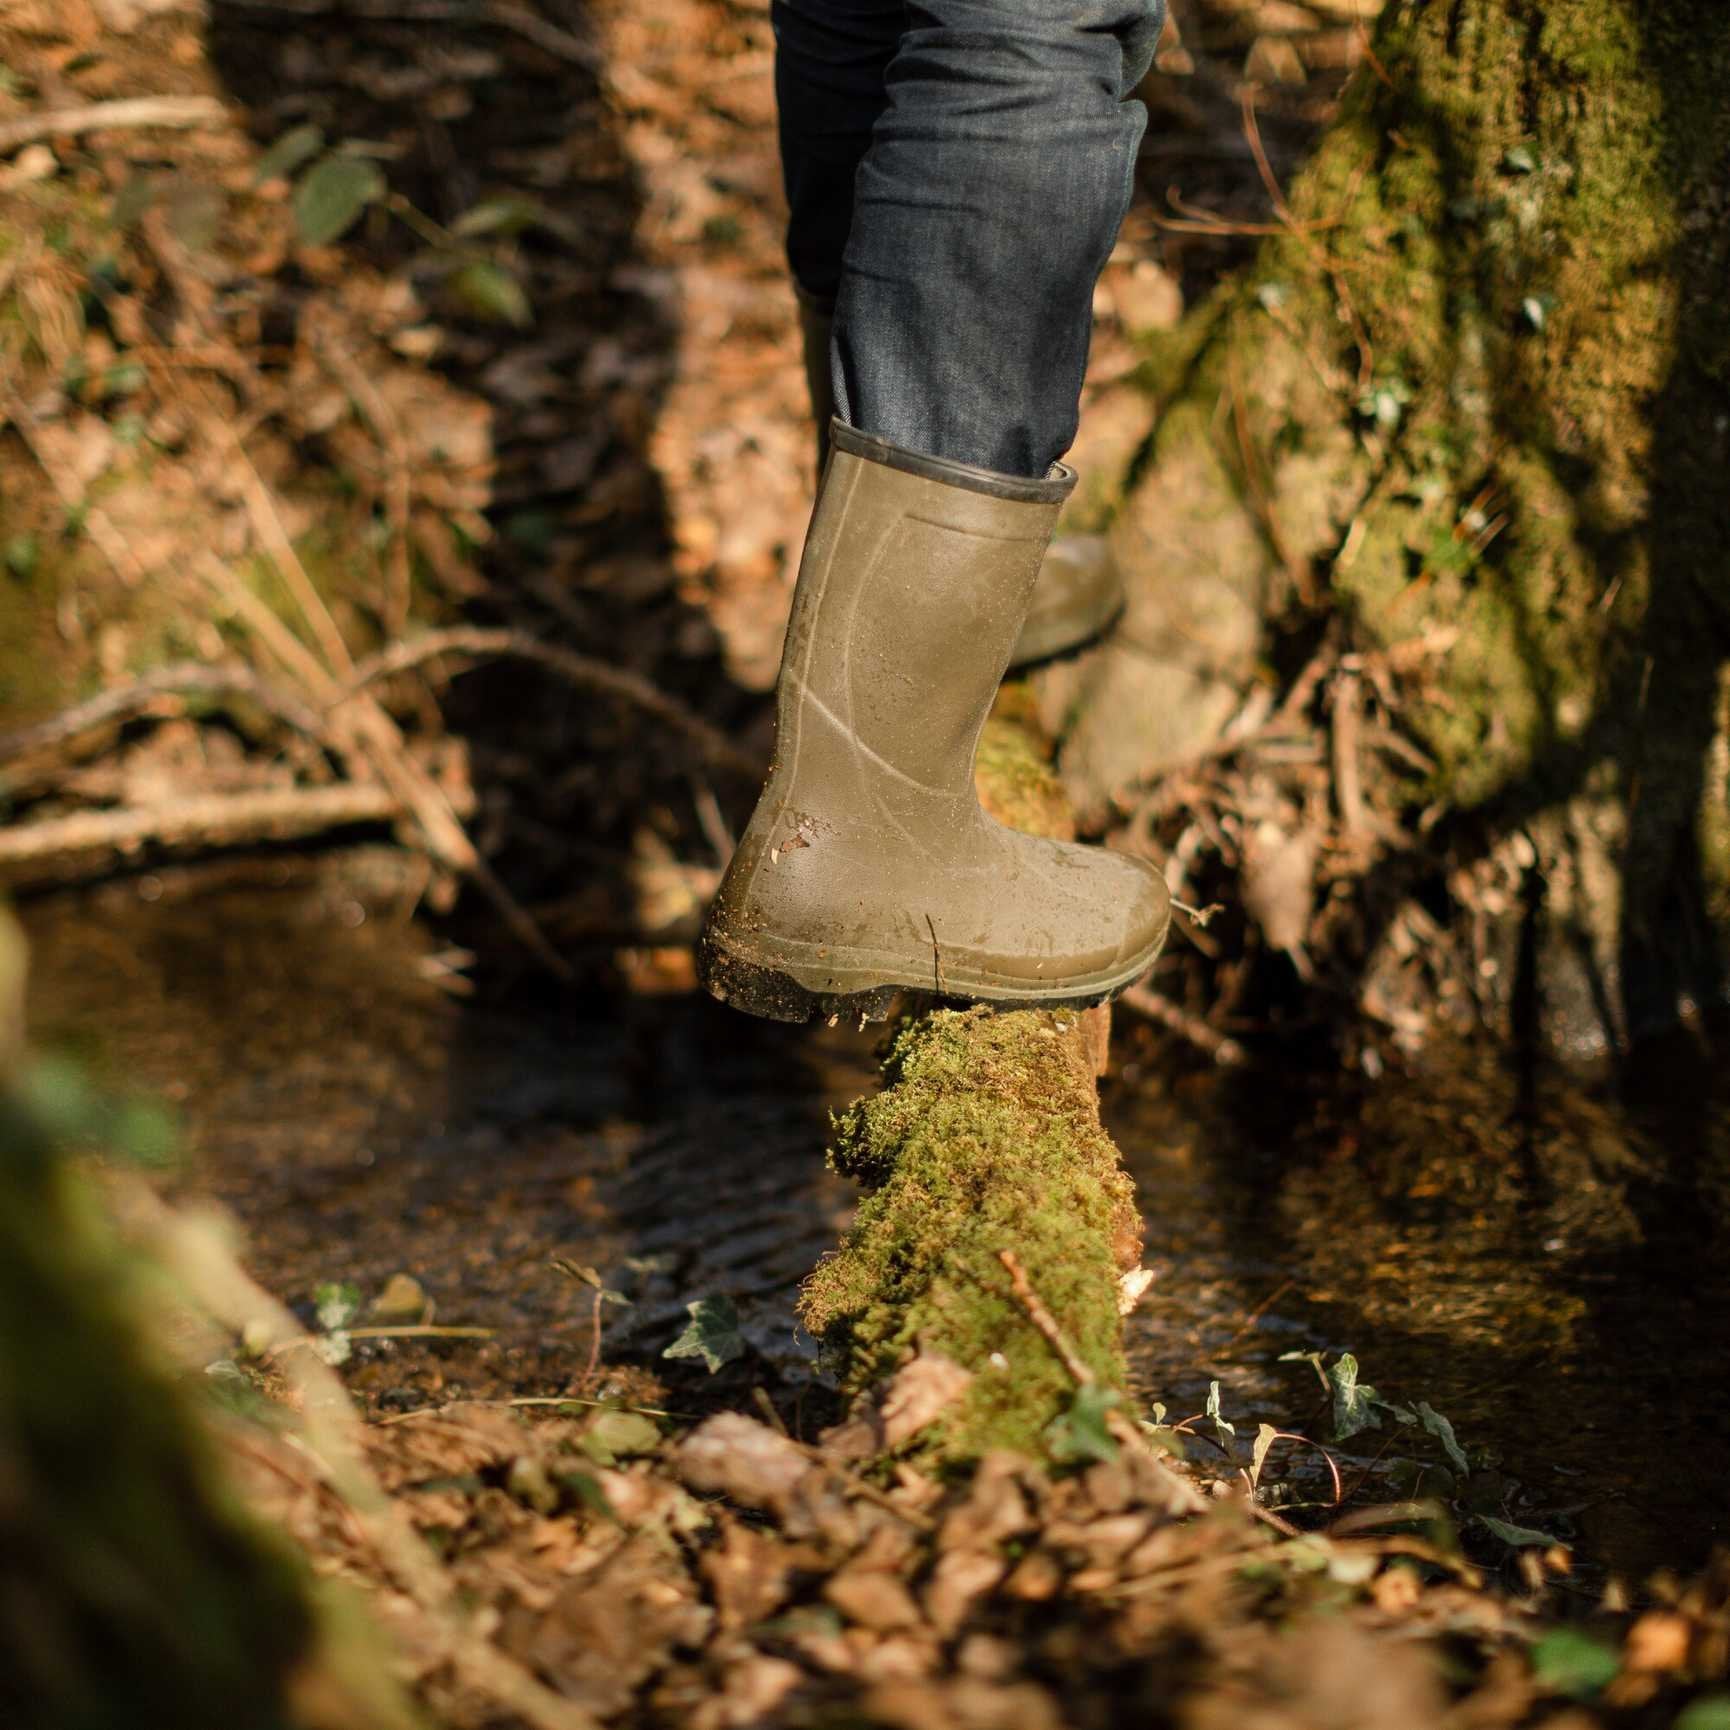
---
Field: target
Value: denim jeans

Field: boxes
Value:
[773,0,1164,478]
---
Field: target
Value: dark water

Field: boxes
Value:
[18,866,1730,1589]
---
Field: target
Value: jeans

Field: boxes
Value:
[773,0,1164,478]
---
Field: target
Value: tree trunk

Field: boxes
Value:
[1052,0,1730,1059]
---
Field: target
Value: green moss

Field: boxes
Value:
[799,1007,1138,1463]
[974,715,1073,841]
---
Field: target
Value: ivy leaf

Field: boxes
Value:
[293,154,385,247]
[448,259,533,328]
[1417,1401,1469,1475]
[1328,1352,1383,1441]
[1205,1379,1236,1448]
[1530,1628,1619,1699]
[1045,1385,1121,1465]
[662,1295,745,1373]
[314,1280,363,1332]
[1478,1513,1560,1548]
[254,123,325,185]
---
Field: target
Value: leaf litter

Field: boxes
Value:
[5,0,1730,1725]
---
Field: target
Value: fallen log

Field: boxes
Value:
[798,712,1160,1466]
[0,779,474,890]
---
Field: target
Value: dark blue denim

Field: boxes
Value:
[773,0,1164,478]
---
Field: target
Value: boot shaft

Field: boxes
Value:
[772,423,1073,812]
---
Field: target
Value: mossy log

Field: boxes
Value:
[1049,0,1730,1053]
[798,715,1144,1464]
[0,913,399,1730]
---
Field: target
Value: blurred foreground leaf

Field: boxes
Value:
[1530,1628,1619,1698]
[1045,1386,1120,1465]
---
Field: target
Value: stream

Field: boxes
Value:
[18,864,1730,1592]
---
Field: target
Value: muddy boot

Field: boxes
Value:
[798,294,1123,669]
[698,422,1170,1024]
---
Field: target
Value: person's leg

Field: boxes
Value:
[834,0,1164,477]
[772,0,904,311]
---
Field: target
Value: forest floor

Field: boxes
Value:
[4,0,1730,1727]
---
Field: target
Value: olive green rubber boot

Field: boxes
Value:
[698,422,1170,1024]
[798,295,1124,669]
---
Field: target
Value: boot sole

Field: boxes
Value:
[698,926,1163,1026]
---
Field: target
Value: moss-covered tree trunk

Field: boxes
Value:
[1053,0,1730,1056]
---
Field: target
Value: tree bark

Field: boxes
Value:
[1054,0,1730,1057]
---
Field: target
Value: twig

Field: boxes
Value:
[1257,1432,1345,1506]
[998,1250,1207,1511]
[346,627,762,778]
[194,564,572,978]
[311,325,415,639]
[1240,87,1374,394]
[998,1249,1096,1386]
[1331,660,1367,839]
[0,782,464,880]
[374,1394,686,1428]
[0,95,227,155]
[264,1324,496,1363]
[1117,985,1248,1067]
[0,662,325,765]
[924,912,946,997]
[223,431,356,679]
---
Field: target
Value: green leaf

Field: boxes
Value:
[1205,1379,1236,1447]
[447,259,533,328]
[254,123,325,185]
[1477,1513,1560,1548]
[1530,1628,1619,1699]
[1329,1352,1383,1441]
[1045,1385,1121,1465]
[554,1467,620,1523]
[1675,1696,1730,1730]
[4,533,39,579]
[314,1280,363,1332]
[1417,1401,1469,1475]
[452,194,548,238]
[293,154,386,247]
[662,1294,745,1373]
[581,1409,661,1465]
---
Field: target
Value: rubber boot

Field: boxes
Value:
[698,422,1170,1024]
[797,294,1124,669]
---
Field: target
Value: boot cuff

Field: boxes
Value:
[829,419,1076,505]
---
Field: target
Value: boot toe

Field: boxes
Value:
[1106,851,1172,971]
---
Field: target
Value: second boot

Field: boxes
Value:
[699,421,1169,1024]
[798,295,1124,669]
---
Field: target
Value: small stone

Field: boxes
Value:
[369,1271,431,1324]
